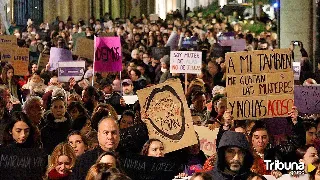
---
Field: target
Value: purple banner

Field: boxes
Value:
[94,37,122,72]
[49,47,73,70]
[58,61,85,82]
[294,85,320,114]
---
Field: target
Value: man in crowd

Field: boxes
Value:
[71,117,120,180]
[130,69,147,92]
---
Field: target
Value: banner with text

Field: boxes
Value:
[170,51,202,74]
[137,79,198,153]
[94,37,122,72]
[0,35,17,45]
[194,126,219,156]
[12,47,30,76]
[58,61,85,82]
[294,85,320,114]
[226,49,294,120]
[49,47,73,71]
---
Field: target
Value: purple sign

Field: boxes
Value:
[58,61,85,82]
[294,85,320,114]
[220,39,246,52]
[49,47,73,70]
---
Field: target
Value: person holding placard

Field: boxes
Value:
[0,64,22,104]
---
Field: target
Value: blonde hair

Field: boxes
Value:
[46,143,76,176]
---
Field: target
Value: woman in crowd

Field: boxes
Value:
[68,101,92,134]
[46,142,76,180]
[67,131,88,157]
[96,151,119,168]
[41,95,72,154]
[0,64,22,103]
[22,70,47,97]
[296,145,319,174]
[141,139,165,157]
[119,110,135,129]
[190,172,213,180]
[309,159,320,180]
[3,111,39,147]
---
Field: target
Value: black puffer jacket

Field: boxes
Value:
[209,131,267,180]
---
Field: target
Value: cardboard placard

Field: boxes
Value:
[11,47,29,76]
[119,153,184,180]
[294,85,320,114]
[170,51,202,74]
[0,45,14,62]
[151,47,170,60]
[49,47,73,71]
[136,79,198,153]
[94,37,122,72]
[74,37,94,60]
[0,35,17,45]
[58,61,85,82]
[0,146,47,180]
[37,53,50,70]
[193,126,219,156]
[226,49,294,120]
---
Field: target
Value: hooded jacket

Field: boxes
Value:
[209,131,266,180]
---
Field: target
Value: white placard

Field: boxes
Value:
[293,62,301,81]
[122,95,138,105]
[170,51,202,74]
[58,61,85,82]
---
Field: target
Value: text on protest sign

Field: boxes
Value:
[12,47,29,76]
[226,49,294,120]
[170,51,202,74]
[0,35,17,45]
[94,36,122,72]
[194,126,219,156]
[294,85,320,114]
[74,37,94,60]
[58,61,85,82]
[137,79,198,153]
[49,47,73,71]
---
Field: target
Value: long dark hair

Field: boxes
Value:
[3,111,36,147]
[140,139,163,156]
[1,64,16,85]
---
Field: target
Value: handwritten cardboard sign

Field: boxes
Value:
[74,37,94,60]
[11,47,29,76]
[193,126,219,156]
[58,61,85,82]
[137,79,198,153]
[94,37,122,72]
[0,35,17,45]
[119,153,184,180]
[152,47,170,60]
[170,51,202,74]
[0,45,14,62]
[49,47,73,71]
[294,85,320,114]
[0,146,47,179]
[226,49,294,120]
[37,53,50,70]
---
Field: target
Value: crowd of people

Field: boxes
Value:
[0,7,319,180]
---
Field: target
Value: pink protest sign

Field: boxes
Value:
[94,37,122,72]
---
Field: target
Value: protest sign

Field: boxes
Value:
[0,146,47,180]
[149,14,159,21]
[120,153,184,180]
[58,61,85,82]
[294,85,320,114]
[166,31,180,50]
[49,47,73,71]
[123,95,139,104]
[74,37,94,60]
[170,51,202,74]
[181,36,198,50]
[226,49,294,120]
[71,32,86,50]
[118,123,149,154]
[152,47,171,60]
[0,45,14,62]
[220,39,246,52]
[37,53,50,70]
[11,47,29,76]
[0,35,17,45]
[193,126,219,156]
[293,62,301,81]
[137,79,198,153]
[94,37,122,72]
